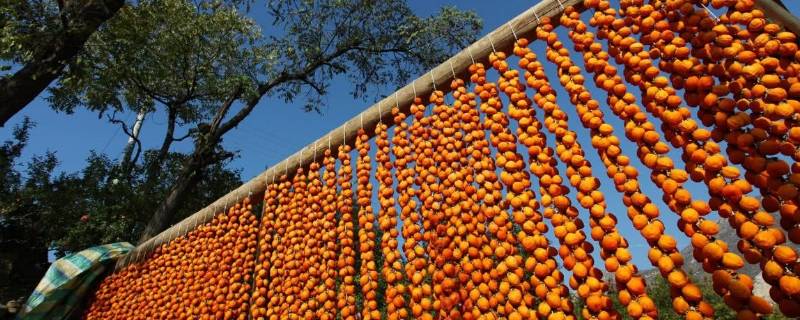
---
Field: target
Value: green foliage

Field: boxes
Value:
[42,0,482,241]
[263,1,482,109]
[49,0,259,118]
[50,149,242,254]
[1,119,60,255]
[0,118,242,302]
[0,0,63,74]
[49,0,482,120]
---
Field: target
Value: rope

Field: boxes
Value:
[467,47,476,64]
[508,22,518,40]
[699,2,719,22]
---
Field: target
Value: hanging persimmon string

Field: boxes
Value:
[425,89,451,318]
[289,169,311,316]
[536,19,657,319]
[474,60,529,320]
[301,160,324,317]
[283,168,308,317]
[455,70,492,320]
[431,79,469,319]
[694,0,800,247]
[410,96,436,320]
[335,144,357,320]
[375,119,404,320]
[250,179,278,318]
[318,149,339,320]
[496,45,583,320]
[266,176,292,318]
[446,77,480,320]
[508,38,612,320]
[612,0,800,316]
[356,128,381,320]
[83,1,800,319]
[461,63,497,320]
[556,5,715,319]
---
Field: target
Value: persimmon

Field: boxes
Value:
[374,118,405,320]
[86,196,259,319]
[408,96,438,319]
[548,10,713,318]
[86,1,800,319]
[417,86,465,318]
[779,275,800,295]
[316,149,339,320]
[250,176,283,318]
[749,296,774,314]
[353,129,380,320]
[486,52,570,318]
[336,145,356,319]
[582,0,766,317]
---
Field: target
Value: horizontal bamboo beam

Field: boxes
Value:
[115,0,585,269]
[757,0,800,38]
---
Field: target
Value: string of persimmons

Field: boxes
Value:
[82,0,800,319]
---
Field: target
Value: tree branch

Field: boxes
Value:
[215,41,363,136]
[139,39,382,242]
[299,76,325,95]
[209,85,244,133]
[129,76,171,106]
[158,106,178,161]
[56,0,69,29]
[0,0,125,127]
[173,131,192,142]
[108,113,142,165]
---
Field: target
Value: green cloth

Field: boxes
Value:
[17,242,133,320]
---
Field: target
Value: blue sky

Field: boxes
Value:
[4,1,800,271]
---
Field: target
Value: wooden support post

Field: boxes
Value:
[758,0,800,38]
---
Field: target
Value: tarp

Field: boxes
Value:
[17,242,133,320]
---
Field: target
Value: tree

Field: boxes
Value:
[0,118,48,304]
[0,119,242,303]
[48,0,482,243]
[0,0,125,126]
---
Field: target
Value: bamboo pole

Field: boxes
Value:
[115,0,585,269]
[757,0,800,38]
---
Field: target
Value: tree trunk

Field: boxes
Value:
[144,106,177,181]
[0,0,125,127]
[136,156,204,243]
[120,108,146,174]
[137,107,177,201]
[135,130,230,243]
